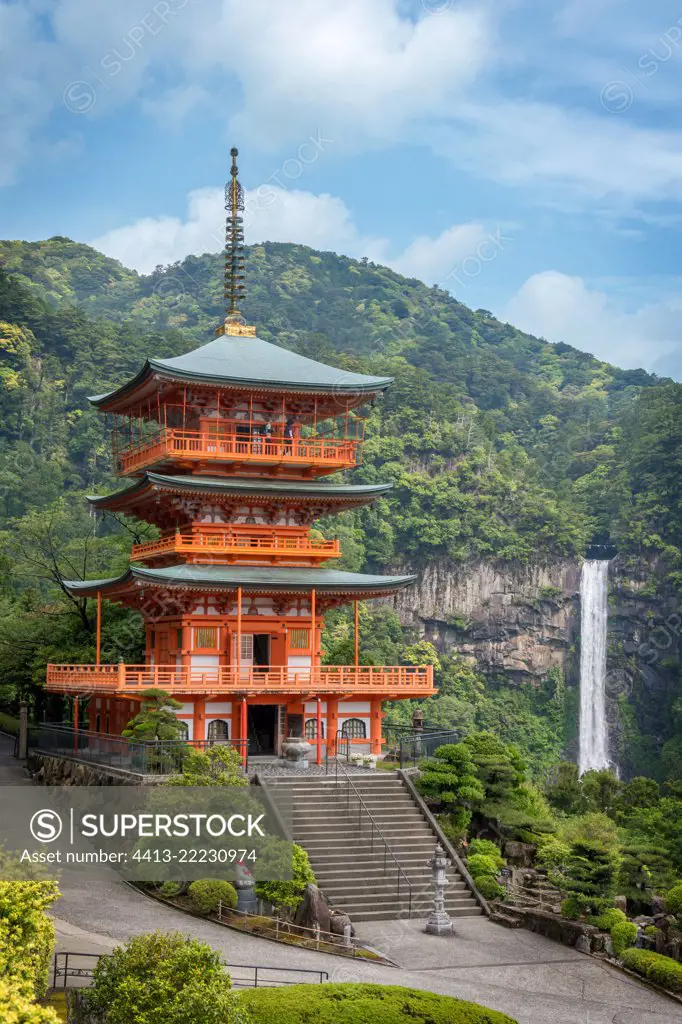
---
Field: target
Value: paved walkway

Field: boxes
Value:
[2,737,682,1024]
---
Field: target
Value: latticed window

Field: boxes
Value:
[289,628,310,650]
[194,626,218,649]
[304,718,325,739]
[177,721,189,740]
[341,718,366,739]
[207,719,230,743]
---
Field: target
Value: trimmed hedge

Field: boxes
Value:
[468,840,505,868]
[588,907,627,931]
[621,949,682,993]
[467,854,500,878]
[611,921,638,957]
[187,879,237,914]
[239,984,517,1023]
[0,979,58,1024]
[0,881,60,998]
[476,876,506,901]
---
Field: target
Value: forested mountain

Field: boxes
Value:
[0,237,680,782]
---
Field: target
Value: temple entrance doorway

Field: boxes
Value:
[248,704,278,755]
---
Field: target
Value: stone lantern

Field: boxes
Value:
[425,843,454,936]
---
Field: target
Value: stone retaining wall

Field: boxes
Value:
[28,752,159,786]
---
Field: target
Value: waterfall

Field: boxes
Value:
[579,559,610,775]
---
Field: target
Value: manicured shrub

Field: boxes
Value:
[187,879,237,914]
[611,920,638,957]
[588,907,627,931]
[0,978,58,1024]
[0,880,60,998]
[476,876,506,901]
[467,854,499,879]
[468,839,504,867]
[239,983,518,1023]
[664,881,682,916]
[255,843,316,911]
[644,925,658,937]
[159,881,181,898]
[621,949,682,993]
[83,932,245,1024]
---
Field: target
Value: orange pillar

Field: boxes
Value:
[316,698,322,765]
[310,588,316,670]
[354,600,359,668]
[237,587,242,677]
[193,698,206,744]
[327,698,339,757]
[370,699,382,756]
[73,696,79,754]
[96,591,101,666]
[240,697,248,767]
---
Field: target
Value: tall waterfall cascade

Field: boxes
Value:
[579,559,610,775]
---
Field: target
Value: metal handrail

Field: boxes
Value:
[52,951,328,989]
[332,735,413,918]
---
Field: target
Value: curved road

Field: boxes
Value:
[2,737,681,1024]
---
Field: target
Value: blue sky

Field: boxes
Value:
[2,0,682,377]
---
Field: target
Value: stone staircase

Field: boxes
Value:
[269,773,483,922]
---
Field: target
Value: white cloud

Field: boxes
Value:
[219,0,491,145]
[388,222,492,285]
[90,185,387,273]
[503,270,682,376]
[90,182,496,286]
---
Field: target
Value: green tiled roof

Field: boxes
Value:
[88,473,392,508]
[90,336,392,405]
[63,564,416,597]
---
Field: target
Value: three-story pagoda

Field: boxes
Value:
[46,149,435,762]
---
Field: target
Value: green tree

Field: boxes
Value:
[84,932,246,1024]
[122,689,185,742]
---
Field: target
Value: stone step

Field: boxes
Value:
[316,869,466,887]
[342,905,483,923]
[325,890,477,908]
[305,850,442,867]
[294,825,434,839]
[318,879,467,897]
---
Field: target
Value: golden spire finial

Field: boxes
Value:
[216,146,256,337]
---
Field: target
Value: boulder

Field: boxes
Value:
[652,895,666,915]
[575,934,592,954]
[613,895,627,913]
[504,841,535,867]
[294,884,331,935]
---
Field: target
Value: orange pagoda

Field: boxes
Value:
[46,149,434,762]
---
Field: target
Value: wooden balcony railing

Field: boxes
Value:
[115,429,361,476]
[131,530,341,564]
[46,663,435,697]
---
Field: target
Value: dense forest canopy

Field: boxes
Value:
[0,236,680,782]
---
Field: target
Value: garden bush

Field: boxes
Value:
[0,978,58,1024]
[187,879,237,914]
[238,983,518,1023]
[611,921,638,956]
[0,880,60,998]
[551,839,619,917]
[159,881,181,898]
[476,876,506,901]
[83,932,245,1024]
[255,843,316,911]
[468,839,504,866]
[467,854,500,879]
[664,881,682,916]
[621,949,682,993]
[535,835,571,868]
[588,907,627,931]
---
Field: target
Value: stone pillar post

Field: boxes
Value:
[18,701,28,761]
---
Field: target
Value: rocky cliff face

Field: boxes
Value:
[394,558,582,683]
[393,554,681,775]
